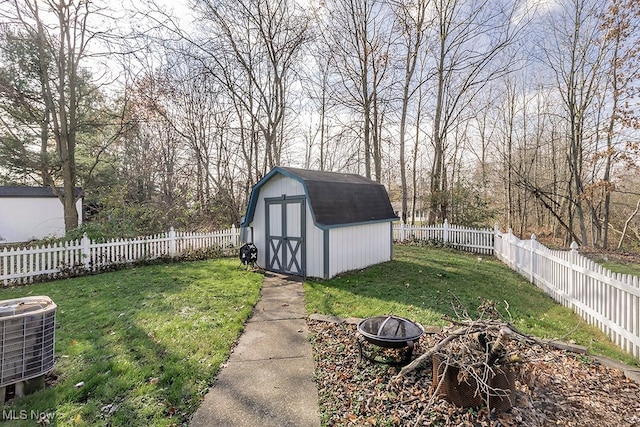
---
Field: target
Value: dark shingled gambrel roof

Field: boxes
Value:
[0,186,83,198]
[241,166,398,229]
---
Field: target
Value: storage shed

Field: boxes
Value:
[240,167,398,279]
[0,186,83,244]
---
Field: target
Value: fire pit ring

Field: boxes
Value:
[356,315,424,365]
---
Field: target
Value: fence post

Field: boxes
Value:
[443,219,449,245]
[231,224,238,247]
[570,241,579,309]
[530,234,536,283]
[169,227,177,257]
[508,228,514,269]
[2,247,7,287]
[81,233,91,271]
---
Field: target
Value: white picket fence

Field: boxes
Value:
[395,221,639,358]
[1,226,240,286]
[494,227,640,359]
[393,219,494,254]
[2,219,639,359]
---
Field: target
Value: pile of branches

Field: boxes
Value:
[399,299,528,376]
[393,299,540,420]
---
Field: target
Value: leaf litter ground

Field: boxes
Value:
[308,319,640,427]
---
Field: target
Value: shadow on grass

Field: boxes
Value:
[0,259,263,426]
[303,245,639,366]
[305,247,556,324]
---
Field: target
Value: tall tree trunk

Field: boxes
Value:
[429,36,446,225]
[601,21,622,248]
[396,0,426,223]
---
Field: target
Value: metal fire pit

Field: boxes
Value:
[356,315,424,366]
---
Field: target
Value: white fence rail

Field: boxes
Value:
[494,228,640,359]
[2,220,639,359]
[393,220,494,254]
[1,226,240,286]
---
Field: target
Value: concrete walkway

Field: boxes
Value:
[190,273,320,427]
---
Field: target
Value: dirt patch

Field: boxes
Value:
[309,319,640,426]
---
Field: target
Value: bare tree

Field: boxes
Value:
[189,0,310,176]
[320,0,396,181]
[426,0,524,224]
[390,0,430,223]
[596,0,640,247]
[122,0,310,228]
[124,70,192,229]
[542,0,611,245]
[300,9,338,173]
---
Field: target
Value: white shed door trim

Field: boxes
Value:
[265,195,306,276]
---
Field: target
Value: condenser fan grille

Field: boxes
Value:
[0,296,56,387]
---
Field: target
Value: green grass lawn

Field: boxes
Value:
[0,259,263,426]
[595,260,640,277]
[0,245,637,426]
[304,245,639,367]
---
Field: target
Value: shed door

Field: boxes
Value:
[265,196,306,276]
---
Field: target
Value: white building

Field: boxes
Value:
[241,167,398,279]
[0,186,83,244]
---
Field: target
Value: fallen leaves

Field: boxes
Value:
[308,319,640,426]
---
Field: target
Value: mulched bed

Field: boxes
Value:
[308,319,640,426]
